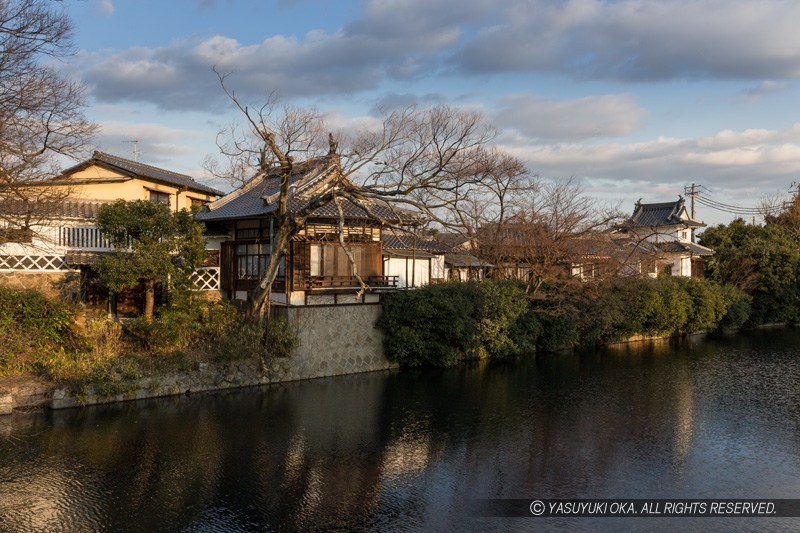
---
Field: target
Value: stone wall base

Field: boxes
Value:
[0,375,53,413]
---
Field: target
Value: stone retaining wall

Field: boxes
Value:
[0,375,53,414]
[50,359,275,410]
[278,303,396,380]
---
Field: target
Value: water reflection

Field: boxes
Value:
[1,330,800,531]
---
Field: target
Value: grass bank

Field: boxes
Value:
[0,287,295,398]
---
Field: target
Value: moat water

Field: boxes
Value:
[1,329,800,531]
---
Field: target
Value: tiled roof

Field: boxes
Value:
[622,197,704,228]
[655,240,714,256]
[383,234,451,253]
[65,251,106,265]
[445,253,492,268]
[61,151,224,196]
[197,158,423,224]
[434,232,472,250]
[0,199,109,220]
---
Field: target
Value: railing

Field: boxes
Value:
[305,275,399,292]
[190,267,220,291]
[59,226,116,250]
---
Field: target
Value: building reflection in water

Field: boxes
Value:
[2,329,800,531]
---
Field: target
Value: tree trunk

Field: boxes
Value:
[246,221,296,322]
[143,279,155,322]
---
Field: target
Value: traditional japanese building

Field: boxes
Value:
[613,196,713,277]
[196,157,424,306]
[0,152,222,302]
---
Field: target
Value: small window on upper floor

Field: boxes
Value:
[149,190,170,205]
[190,198,207,208]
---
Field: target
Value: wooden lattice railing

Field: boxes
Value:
[190,267,220,291]
[0,255,66,271]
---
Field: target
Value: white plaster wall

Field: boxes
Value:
[384,256,431,288]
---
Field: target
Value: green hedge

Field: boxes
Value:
[378,277,752,367]
[530,277,751,353]
[377,280,537,367]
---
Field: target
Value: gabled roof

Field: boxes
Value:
[0,199,110,220]
[476,222,549,258]
[197,158,422,224]
[59,151,223,196]
[621,197,704,229]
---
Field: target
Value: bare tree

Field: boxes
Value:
[479,179,623,293]
[206,71,527,320]
[0,0,96,234]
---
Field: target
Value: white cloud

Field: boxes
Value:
[494,93,647,141]
[73,0,800,111]
[500,124,800,203]
[93,0,114,16]
[455,0,800,81]
[93,121,206,165]
[98,121,203,141]
[76,0,489,111]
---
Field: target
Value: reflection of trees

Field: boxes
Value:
[0,376,397,531]
[371,341,703,504]
[3,332,800,530]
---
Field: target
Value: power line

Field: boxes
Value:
[695,195,779,215]
[685,183,784,216]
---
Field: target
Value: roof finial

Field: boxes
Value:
[328,132,338,156]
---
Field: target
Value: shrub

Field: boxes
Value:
[378,280,543,366]
[475,280,530,358]
[718,284,752,330]
[83,310,123,359]
[378,275,754,364]
[123,298,241,354]
[506,310,542,357]
[264,316,299,359]
[0,287,81,375]
[535,311,579,352]
[378,282,483,366]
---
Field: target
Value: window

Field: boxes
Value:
[308,243,379,278]
[235,243,284,280]
[235,219,265,240]
[149,190,170,205]
[190,198,207,208]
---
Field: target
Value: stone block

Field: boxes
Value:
[0,393,13,416]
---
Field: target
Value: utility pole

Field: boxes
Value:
[684,183,699,242]
[683,184,698,219]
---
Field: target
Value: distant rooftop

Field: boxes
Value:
[60,151,224,197]
[621,197,705,229]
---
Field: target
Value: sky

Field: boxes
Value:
[55,0,800,226]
